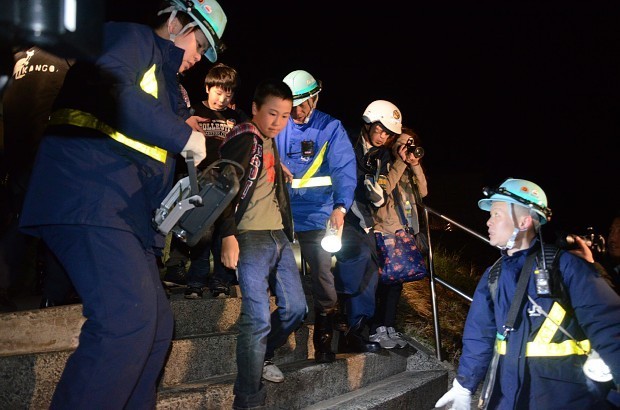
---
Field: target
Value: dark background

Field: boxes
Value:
[69,1,620,241]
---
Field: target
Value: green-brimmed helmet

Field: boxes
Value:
[167,0,227,62]
[478,178,552,224]
[283,70,322,107]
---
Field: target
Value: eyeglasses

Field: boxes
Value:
[482,186,553,221]
[373,123,396,138]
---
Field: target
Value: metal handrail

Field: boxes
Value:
[297,204,494,361]
[421,204,494,361]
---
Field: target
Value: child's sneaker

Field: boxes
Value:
[184,286,203,299]
[369,326,398,349]
[262,360,284,383]
[387,326,409,349]
[209,278,231,298]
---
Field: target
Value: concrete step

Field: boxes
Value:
[155,348,441,409]
[0,325,312,409]
[1,349,72,409]
[0,289,302,357]
[161,326,310,388]
[0,278,449,409]
[302,369,447,410]
[0,303,84,356]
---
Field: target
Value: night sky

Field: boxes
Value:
[111,1,619,238]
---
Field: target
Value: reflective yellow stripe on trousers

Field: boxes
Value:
[290,141,332,188]
[496,301,590,357]
[47,64,168,163]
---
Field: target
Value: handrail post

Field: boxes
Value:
[420,204,495,361]
[424,206,444,361]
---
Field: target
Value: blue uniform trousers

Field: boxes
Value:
[296,229,338,313]
[39,225,174,409]
[334,224,378,326]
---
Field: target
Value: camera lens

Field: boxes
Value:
[405,138,425,159]
[556,234,593,250]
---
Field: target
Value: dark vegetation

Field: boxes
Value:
[398,223,500,365]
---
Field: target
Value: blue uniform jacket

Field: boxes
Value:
[19,22,193,251]
[457,240,620,409]
[276,110,356,232]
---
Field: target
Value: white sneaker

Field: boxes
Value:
[387,326,409,349]
[369,326,398,349]
[262,360,284,383]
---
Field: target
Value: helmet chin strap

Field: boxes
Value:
[501,227,520,250]
[500,203,525,250]
[161,7,197,43]
[301,95,318,124]
[301,110,312,124]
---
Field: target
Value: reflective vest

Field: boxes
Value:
[496,301,590,357]
[290,141,332,188]
[47,64,168,163]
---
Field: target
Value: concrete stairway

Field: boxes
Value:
[0,285,449,409]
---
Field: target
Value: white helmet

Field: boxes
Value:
[283,70,322,106]
[362,100,402,134]
[165,0,227,63]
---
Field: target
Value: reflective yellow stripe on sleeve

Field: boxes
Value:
[48,108,168,163]
[140,64,158,99]
[290,141,332,188]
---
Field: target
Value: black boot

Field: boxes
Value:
[334,293,349,333]
[338,318,381,353]
[313,309,336,363]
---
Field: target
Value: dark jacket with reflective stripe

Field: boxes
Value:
[457,240,620,409]
[20,22,192,251]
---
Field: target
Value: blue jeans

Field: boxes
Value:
[232,230,307,409]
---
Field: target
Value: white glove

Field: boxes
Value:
[435,379,471,410]
[364,178,385,207]
[180,131,206,166]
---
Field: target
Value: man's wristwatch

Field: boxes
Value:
[334,204,347,214]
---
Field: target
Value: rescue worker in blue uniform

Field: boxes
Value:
[18,1,228,408]
[276,69,356,363]
[435,178,620,410]
[334,100,404,353]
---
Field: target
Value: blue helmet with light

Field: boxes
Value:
[164,0,227,63]
[478,178,552,224]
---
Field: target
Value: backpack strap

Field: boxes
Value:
[540,244,573,314]
[488,256,503,302]
[488,244,572,314]
[539,244,560,274]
